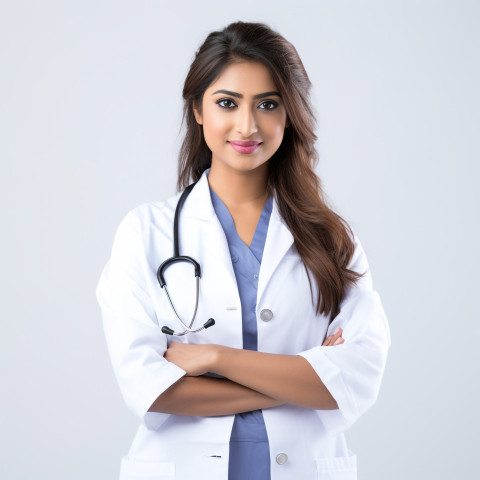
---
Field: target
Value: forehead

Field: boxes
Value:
[206,61,277,93]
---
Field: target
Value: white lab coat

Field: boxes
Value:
[96,168,391,480]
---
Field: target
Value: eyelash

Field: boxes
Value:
[216,98,279,110]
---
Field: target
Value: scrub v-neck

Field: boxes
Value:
[209,188,271,259]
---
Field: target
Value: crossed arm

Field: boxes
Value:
[148,328,344,416]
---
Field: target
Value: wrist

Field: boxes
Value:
[209,345,232,376]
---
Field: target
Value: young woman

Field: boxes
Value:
[97,21,391,480]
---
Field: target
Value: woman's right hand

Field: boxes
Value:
[322,327,344,346]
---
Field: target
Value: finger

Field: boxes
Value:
[333,337,344,346]
[322,335,333,346]
[332,327,343,340]
[324,328,343,346]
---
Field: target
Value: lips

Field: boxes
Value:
[229,140,262,147]
[228,140,262,154]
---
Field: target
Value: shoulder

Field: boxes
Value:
[344,234,374,294]
[115,191,183,236]
[103,192,183,278]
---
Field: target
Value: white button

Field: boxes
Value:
[260,309,273,322]
[253,273,258,279]
[276,453,288,465]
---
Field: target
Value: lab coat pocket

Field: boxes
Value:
[119,456,175,480]
[315,450,357,480]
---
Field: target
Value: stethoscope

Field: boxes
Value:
[156,182,215,336]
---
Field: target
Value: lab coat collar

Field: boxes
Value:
[181,168,216,221]
[182,168,295,303]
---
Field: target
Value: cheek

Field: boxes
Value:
[266,121,286,146]
[203,116,228,146]
[264,113,286,135]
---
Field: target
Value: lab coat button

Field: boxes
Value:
[260,309,273,322]
[276,453,288,465]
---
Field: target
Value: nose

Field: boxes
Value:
[235,106,258,137]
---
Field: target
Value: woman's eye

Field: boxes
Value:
[259,100,278,110]
[217,99,236,109]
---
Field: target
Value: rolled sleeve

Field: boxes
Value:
[96,210,186,430]
[298,237,391,436]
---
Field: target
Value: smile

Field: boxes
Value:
[228,141,262,154]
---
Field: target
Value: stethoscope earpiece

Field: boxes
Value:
[204,318,215,329]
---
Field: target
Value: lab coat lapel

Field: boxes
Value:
[180,170,238,291]
[257,198,294,304]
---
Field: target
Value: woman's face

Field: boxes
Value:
[193,61,289,175]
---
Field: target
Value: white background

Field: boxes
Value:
[1,1,479,478]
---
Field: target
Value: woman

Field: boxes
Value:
[96,21,391,480]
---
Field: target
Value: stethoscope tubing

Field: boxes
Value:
[161,277,201,335]
[156,182,215,336]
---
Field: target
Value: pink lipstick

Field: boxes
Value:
[229,140,262,154]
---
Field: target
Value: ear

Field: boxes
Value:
[193,102,203,125]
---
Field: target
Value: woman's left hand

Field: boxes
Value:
[322,327,344,346]
[164,341,219,376]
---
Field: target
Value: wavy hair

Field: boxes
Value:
[177,21,363,321]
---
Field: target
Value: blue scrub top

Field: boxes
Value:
[209,183,273,480]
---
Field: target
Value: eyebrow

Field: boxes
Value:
[211,89,281,100]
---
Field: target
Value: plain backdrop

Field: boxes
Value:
[1,1,479,479]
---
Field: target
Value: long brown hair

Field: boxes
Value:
[177,21,363,321]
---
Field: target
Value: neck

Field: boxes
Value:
[207,161,269,209]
